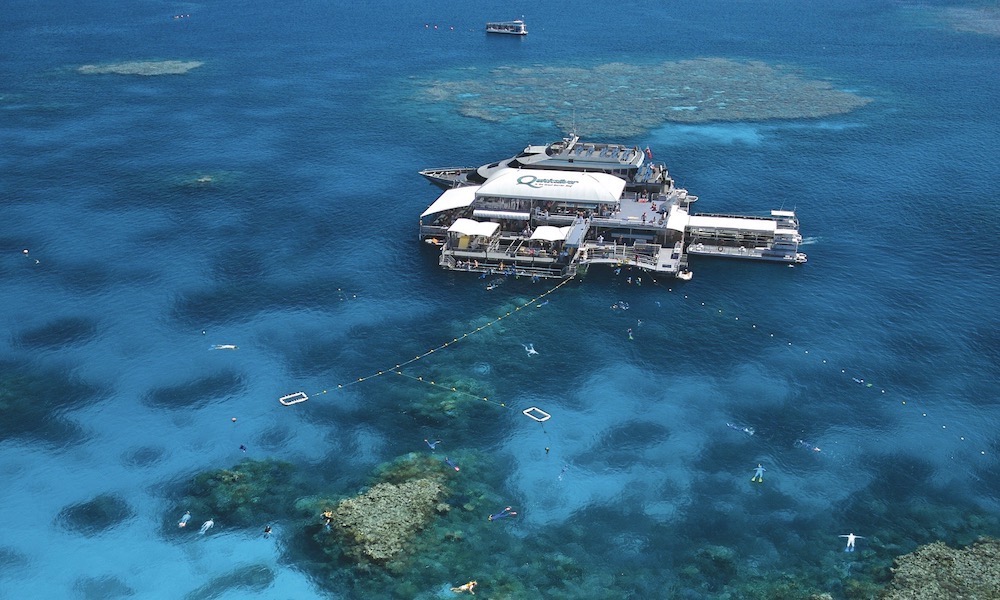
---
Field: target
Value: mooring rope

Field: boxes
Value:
[281,276,575,409]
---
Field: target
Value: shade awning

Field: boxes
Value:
[472,209,531,221]
[529,225,570,242]
[687,215,776,233]
[420,186,480,218]
[476,168,626,204]
[666,206,689,233]
[448,218,500,238]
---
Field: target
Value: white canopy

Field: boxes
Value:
[687,215,776,233]
[472,209,531,220]
[666,206,689,233]
[476,168,626,204]
[448,218,500,238]
[420,186,480,218]
[529,225,571,242]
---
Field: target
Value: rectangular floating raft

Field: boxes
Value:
[522,406,551,422]
[279,391,309,406]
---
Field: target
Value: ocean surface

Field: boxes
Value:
[1,0,998,598]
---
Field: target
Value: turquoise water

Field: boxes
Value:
[1,0,998,598]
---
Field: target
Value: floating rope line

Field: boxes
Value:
[392,370,512,410]
[280,277,575,408]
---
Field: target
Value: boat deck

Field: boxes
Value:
[687,243,807,263]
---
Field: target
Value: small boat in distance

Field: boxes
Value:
[486,19,527,35]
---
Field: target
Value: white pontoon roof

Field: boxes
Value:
[529,225,572,242]
[420,186,480,218]
[686,215,777,233]
[476,168,626,204]
[666,206,689,233]
[472,209,531,220]
[448,218,500,237]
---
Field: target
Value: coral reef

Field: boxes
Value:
[880,537,1000,599]
[72,575,135,600]
[77,60,203,75]
[184,564,276,600]
[58,494,135,535]
[181,459,298,527]
[144,370,246,409]
[16,316,98,349]
[416,58,872,137]
[940,7,1000,36]
[326,478,445,563]
[0,363,104,445]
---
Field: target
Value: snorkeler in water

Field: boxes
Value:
[450,581,477,595]
[839,533,864,552]
[178,510,191,528]
[523,343,539,355]
[726,422,755,436]
[794,439,822,452]
[210,344,238,350]
[488,506,517,521]
[199,518,214,534]
[424,439,441,450]
[444,457,460,471]
[751,464,766,483]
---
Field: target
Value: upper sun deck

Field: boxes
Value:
[537,136,644,169]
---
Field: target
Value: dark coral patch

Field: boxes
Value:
[0,362,105,445]
[144,370,246,409]
[73,575,135,599]
[59,493,135,536]
[16,316,99,349]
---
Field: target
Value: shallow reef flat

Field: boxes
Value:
[882,537,1000,599]
[416,58,872,137]
[77,60,203,76]
[940,7,1000,36]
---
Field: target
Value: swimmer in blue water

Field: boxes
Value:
[794,439,822,452]
[444,457,460,471]
[537,300,549,307]
[627,328,633,340]
[523,343,539,356]
[839,533,864,552]
[424,439,441,450]
[488,506,517,521]
[751,464,766,483]
[199,518,215,534]
[178,510,191,528]
[726,422,755,436]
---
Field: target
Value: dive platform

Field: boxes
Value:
[419,165,806,280]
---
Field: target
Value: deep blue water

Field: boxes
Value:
[2,0,998,598]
